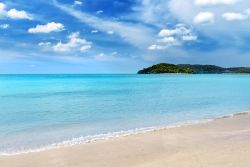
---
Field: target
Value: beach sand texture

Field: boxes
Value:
[1,113,250,167]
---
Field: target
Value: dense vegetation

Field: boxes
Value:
[178,64,224,74]
[138,63,250,74]
[137,63,193,74]
[226,67,250,73]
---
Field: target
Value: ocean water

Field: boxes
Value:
[1,74,250,154]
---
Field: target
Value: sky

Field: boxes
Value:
[1,0,250,73]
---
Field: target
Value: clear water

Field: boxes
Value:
[1,74,250,154]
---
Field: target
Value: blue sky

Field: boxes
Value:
[1,0,250,73]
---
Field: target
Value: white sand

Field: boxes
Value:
[1,113,250,167]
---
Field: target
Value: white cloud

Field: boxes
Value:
[0,3,32,20]
[149,24,197,51]
[91,30,98,33]
[126,0,250,62]
[182,35,198,41]
[38,42,52,47]
[157,37,176,43]
[96,10,103,14]
[159,27,191,37]
[38,42,53,52]
[244,8,250,15]
[193,12,214,24]
[74,1,82,6]
[131,0,171,27]
[93,52,127,62]
[111,51,118,56]
[98,53,105,57]
[194,0,240,6]
[53,0,155,48]
[148,44,166,50]
[28,22,65,33]
[220,9,250,21]
[159,29,177,37]
[0,3,5,15]
[107,30,114,35]
[39,32,91,53]
[54,32,91,52]
[80,45,91,52]
[158,25,196,42]
[168,0,250,47]
[7,9,33,20]
[222,12,248,21]
[0,24,9,29]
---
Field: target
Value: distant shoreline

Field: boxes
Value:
[138,63,250,74]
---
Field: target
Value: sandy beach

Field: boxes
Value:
[1,113,250,167]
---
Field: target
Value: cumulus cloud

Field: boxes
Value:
[167,0,250,54]
[0,3,32,20]
[54,32,91,52]
[194,0,240,6]
[159,26,191,37]
[39,32,92,52]
[7,9,32,20]
[28,22,65,33]
[193,12,214,24]
[149,24,197,50]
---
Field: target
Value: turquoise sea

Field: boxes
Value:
[1,74,250,154]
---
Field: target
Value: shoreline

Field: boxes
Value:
[1,111,250,157]
[1,111,250,166]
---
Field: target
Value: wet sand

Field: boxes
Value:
[1,113,250,167]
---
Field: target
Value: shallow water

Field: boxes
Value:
[1,74,250,154]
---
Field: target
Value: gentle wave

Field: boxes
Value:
[1,111,248,156]
[215,111,250,119]
[1,111,249,156]
[0,120,212,156]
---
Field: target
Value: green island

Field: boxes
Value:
[137,63,250,74]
